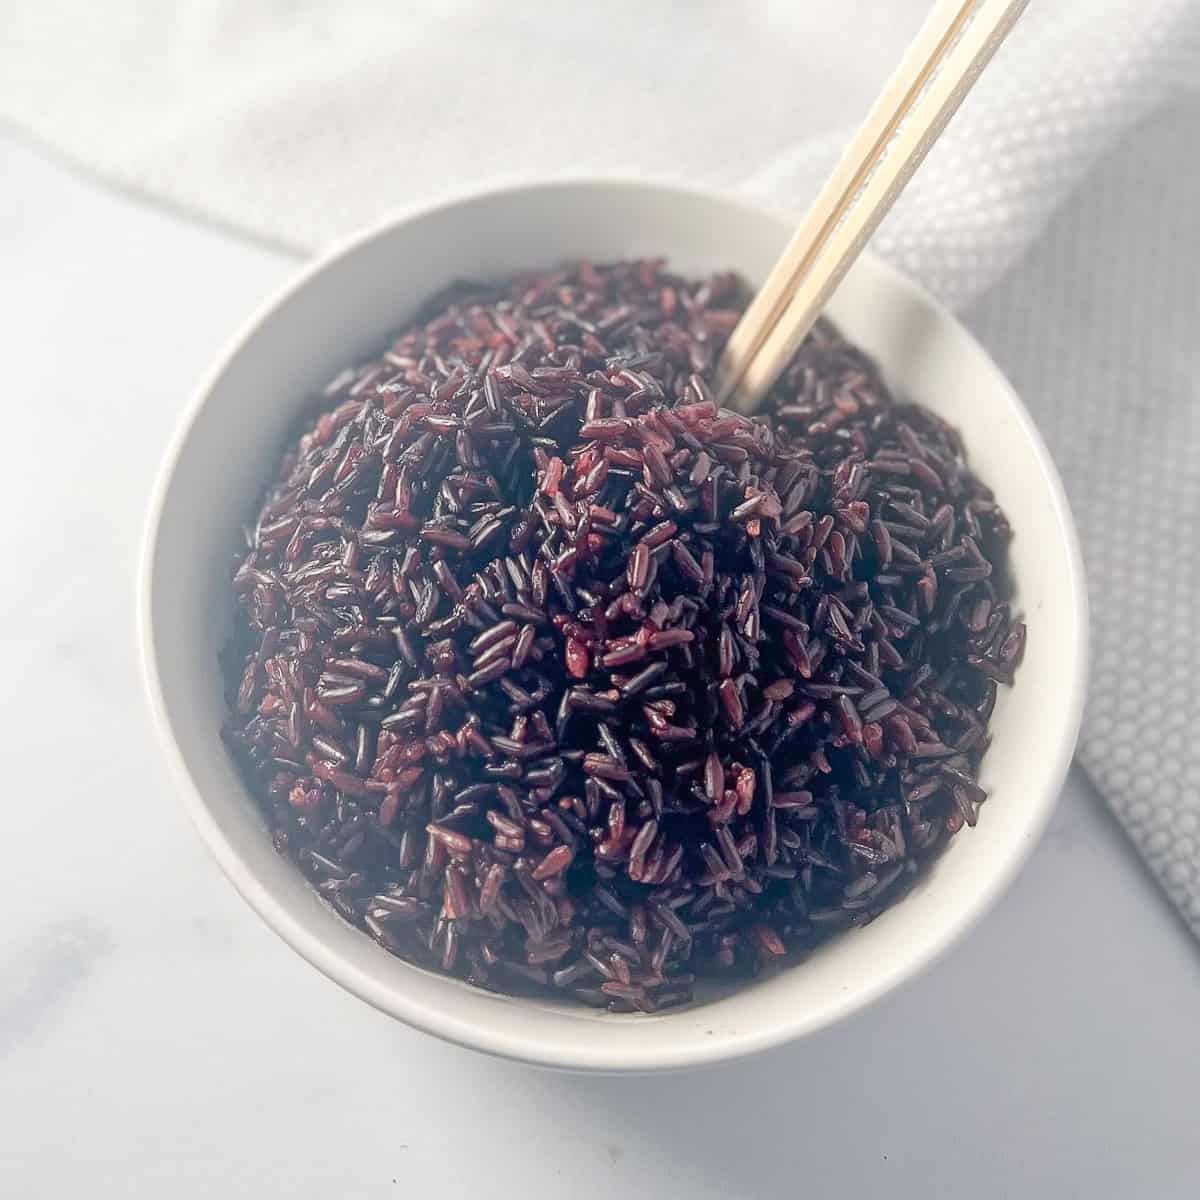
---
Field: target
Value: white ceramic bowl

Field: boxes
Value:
[140,179,1086,1072]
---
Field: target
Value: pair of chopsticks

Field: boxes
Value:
[717,0,1029,413]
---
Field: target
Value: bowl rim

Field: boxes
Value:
[138,175,1088,1072]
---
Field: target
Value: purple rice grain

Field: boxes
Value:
[224,258,1024,1013]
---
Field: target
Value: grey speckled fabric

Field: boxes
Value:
[2,0,1198,931]
[964,108,1200,932]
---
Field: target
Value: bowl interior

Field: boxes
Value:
[143,180,1084,1071]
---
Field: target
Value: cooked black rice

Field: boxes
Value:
[224,259,1025,1013]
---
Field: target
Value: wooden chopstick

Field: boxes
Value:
[718,0,1028,412]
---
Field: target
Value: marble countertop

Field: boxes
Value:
[2,135,1197,1198]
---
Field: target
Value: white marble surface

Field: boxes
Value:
[2,134,1198,1198]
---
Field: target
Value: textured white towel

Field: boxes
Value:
[3,0,1198,932]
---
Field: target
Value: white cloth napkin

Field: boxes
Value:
[4,0,1199,933]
